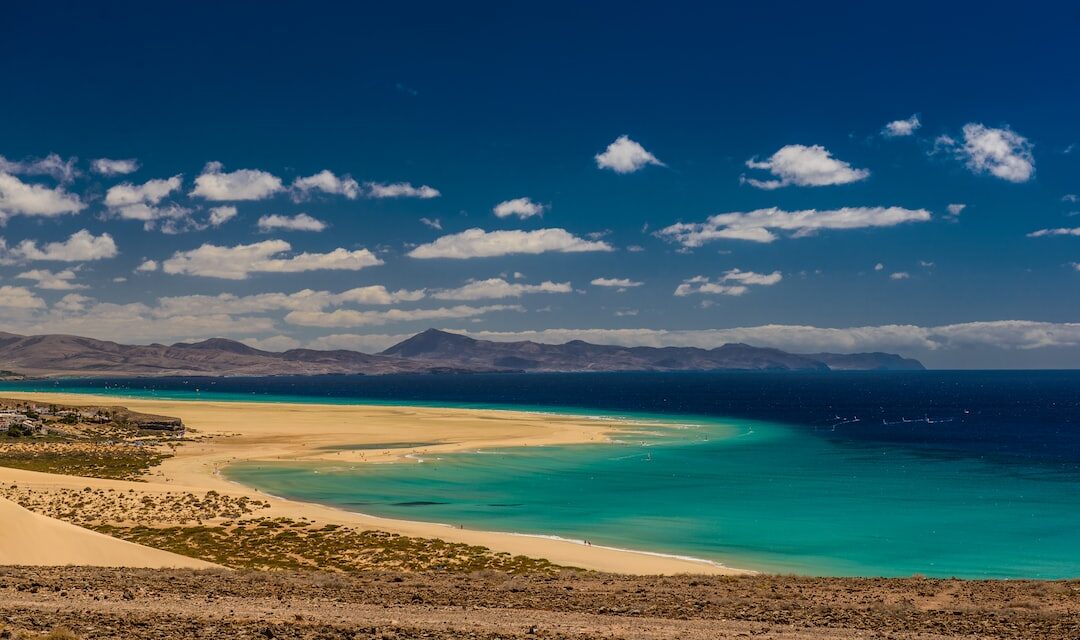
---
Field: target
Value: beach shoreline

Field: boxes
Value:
[0,390,752,575]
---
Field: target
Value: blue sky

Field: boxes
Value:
[1,1,1078,367]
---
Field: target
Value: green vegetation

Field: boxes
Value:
[0,443,169,480]
[95,518,568,574]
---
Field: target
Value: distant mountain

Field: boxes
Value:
[0,332,487,377]
[0,329,924,378]
[380,329,925,372]
[801,352,925,371]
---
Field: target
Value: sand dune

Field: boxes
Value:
[0,496,218,569]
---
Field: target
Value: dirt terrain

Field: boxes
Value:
[0,567,1077,639]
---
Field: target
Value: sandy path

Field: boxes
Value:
[0,391,751,575]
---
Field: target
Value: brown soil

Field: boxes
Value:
[0,567,1076,639]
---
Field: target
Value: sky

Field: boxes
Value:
[1,1,1079,368]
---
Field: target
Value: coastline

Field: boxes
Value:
[0,390,753,575]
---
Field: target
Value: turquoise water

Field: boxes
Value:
[227,416,1080,578]
[6,373,1080,578]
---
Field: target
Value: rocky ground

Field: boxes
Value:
[0,567,1077,639]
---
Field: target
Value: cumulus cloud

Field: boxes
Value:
[365,182,440,199]
[285,304,522,328]
[591,277,643,289]
[7,230,118,262]
[0,172,86,220]
[0,285,46,309]
[208,206,237,227]
[890,271,910,280]
[408,228,614,259]
[103,175,197,231]
[16,268,86,290]
[433,278,571,301]
[291,170,360,200]
[448,321,1080,354]
[675,269,782,297]
[882,115,921,137]
[742,144,869,189]
[657,206,931,246]
[1027,227,1080,238]
[190,161,284,200]
[3,298,278,343]
[104,175,182,208]
[0,153,79,183]
[155,286,426,318]
[493,197,546,219]
[306,333,413,353]
[239,335,303,352]
[945,203,966,220]
[595,135,664,173]
[90,158,140,176]
[161,239,382,279]
[943,123,1035,183]
[136,259,158,272]
[257,213,327,232]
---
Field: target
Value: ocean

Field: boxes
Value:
[3,371,1079,578]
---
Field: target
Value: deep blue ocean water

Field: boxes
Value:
[3,371,1079,578]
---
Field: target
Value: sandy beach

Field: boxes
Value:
[0,391,750,575]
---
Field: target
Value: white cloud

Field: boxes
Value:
[874,263,885,271]
[890,271,910,280]
[155,286,425,318]
[958,123,1035,183]
[449,321,1080,353]
[882,115,921,137]
[591,277,643,289]
[0,172,86,220]
[104,175,182,207]
[257,213,327,232]
[742,144,869,189]
[433,278,571,300]
[90,158,140,176]
[53,293,92,313]
[240,335,302,352]
[595,135,664,174]
[365,182,440,199]
[675,269,782,297]
[493,197,546,219]
[16,268,86,290]
[306,333,414,353]
[291,170,360,200]
[0,153,79,182]
[208,206,237,227]
[102,175,196,231]
[657,206,931,246]
[161,239,382,279]
[190,161,284,200]
[8,230,118,262]
[1027,227,1080,238]
[136,259,158,272]
[946,203,966,218]
[0,285,46,309]
[1063,194,1079,203]
[285,304,522,328]
[5,298,277,343]
[408,228,614,259]
[420,217,442,230]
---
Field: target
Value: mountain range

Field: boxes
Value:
[0,328,924,378]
